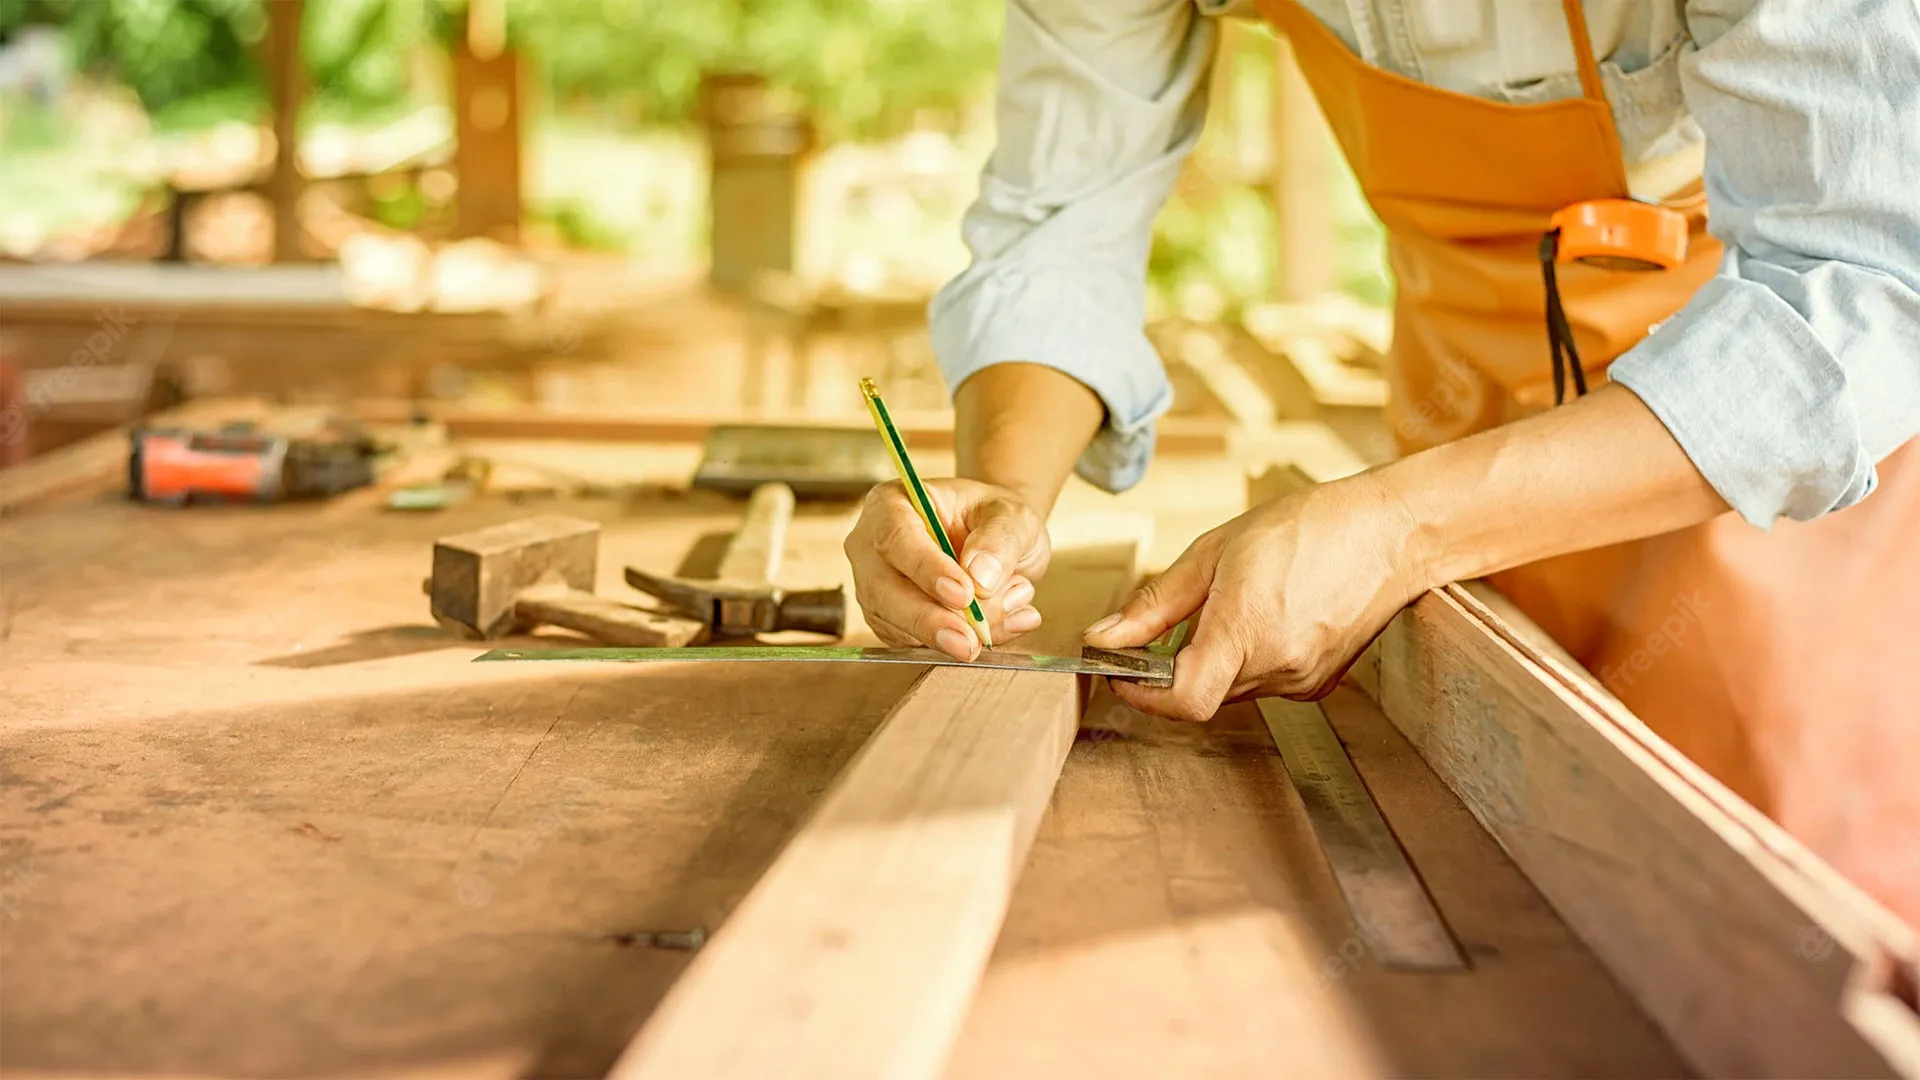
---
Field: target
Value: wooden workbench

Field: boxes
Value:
[0,429,1707,1079]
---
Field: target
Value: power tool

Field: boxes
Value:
[128,423,379,506]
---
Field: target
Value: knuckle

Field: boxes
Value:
[874,514,922,557]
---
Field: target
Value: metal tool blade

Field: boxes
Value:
[473,644,1173,685]
[1258,697,1465,972]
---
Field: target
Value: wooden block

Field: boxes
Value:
[1369,583,1920,1078]
[608,527,1148,1080]
[430,515,599,638]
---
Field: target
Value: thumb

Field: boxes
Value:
[1083,543,1216,648]
[957,497,1040,597]
[1110,604,1241,722]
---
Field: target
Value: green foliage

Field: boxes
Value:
[508,0,1003,137]
[5,0,1000,136]
[6,0,265,114]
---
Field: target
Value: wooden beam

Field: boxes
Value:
[348,400,1236,456]
[263,0,306,263]
[1368,582,1920,1078]
[1248,445,1920,1073]
[451,10,523,242]
[609,523,1149,1080]
[1271,35,1335,302]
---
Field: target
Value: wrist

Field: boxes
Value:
[1363,459,1454,595]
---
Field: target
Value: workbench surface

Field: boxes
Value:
[0,459,1690,1077]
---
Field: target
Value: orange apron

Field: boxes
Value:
[1256,0,1920,927]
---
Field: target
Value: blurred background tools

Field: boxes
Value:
[128,421,379,505]
[429,515,707,647]
[690,424,892,499]
[625,481,845,640]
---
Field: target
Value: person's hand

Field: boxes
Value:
[1083,473,1429,721]
[844,478,1051,660]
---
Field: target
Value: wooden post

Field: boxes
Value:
[703,73,813,295]
[1270,34,1335,301]
[451,0,523,242]
[263,0,306,262]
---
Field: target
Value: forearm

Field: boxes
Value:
[954,363,1105,518]
[1381,384,1730,588]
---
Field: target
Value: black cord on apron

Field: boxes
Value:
[1539,229,1588,405]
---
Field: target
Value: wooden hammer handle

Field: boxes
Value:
[514,587,708,648]
[715,482,794,585]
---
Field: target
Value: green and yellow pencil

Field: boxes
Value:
[859,377,993,650]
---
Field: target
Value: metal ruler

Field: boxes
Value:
[474,644,1174,685]
[1257,697,1464,972]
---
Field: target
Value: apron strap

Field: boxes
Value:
[1558,0,1609,107]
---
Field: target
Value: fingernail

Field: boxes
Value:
[1005,607,1042,634]
[1003,580,1035,611]
[934,628,975,660]
[1085,613,1121,636]
[967,553,1003,592]
[934,577,970,607]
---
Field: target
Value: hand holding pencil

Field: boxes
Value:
[846,379,1052,660]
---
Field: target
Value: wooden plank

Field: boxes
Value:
[946,682,1691,1078]
[1164,324,1276,431]
[1369,583,1920,1078]
[609,524,1149,1080]
[1271,35,1336,302]
[0,397,267,515]
[0,495,918,1077]
[263,0,306,263]
[451,4,523,243]
[348,400,1236,457]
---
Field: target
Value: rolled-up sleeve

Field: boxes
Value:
[929,0,1215,492]
[1608,0,1920,527]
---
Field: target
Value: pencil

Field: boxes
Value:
[858,377,994,650]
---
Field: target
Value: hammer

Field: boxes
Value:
[430,515,706,646]
[624,482,845,640]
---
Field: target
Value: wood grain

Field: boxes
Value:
[945,681,1690,1079]
[609,529,1146,1080]
[1371,583,1920,1078]
[511,586,709,648]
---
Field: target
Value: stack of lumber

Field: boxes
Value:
[1,404,1916,1078]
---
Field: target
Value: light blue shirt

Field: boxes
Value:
[929,0,1920,526]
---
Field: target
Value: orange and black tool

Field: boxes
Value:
[1539,198,1689,403]
[129,424,376,506]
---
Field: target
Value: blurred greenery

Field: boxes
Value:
[0,0,1000,137]
[0,0,1387,309]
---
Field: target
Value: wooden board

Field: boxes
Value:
[1250,440,1920,1078]
[1369,583,1920,1077]
[0,423,1815,1078]
[350,399,1236,456]
[945,677,1691,1078]
[609,528,1147,1079]
[0,492,915,1078]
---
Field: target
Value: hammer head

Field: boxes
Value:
[431,515,599,638]
[623,566,845,638]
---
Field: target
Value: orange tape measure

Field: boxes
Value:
[1549,198,1689,271]
[1540,198,1689,404]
